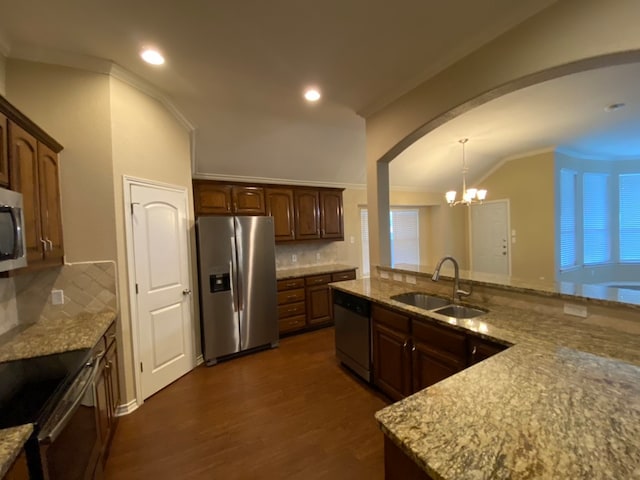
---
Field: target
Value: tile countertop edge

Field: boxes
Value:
[0,424,33,478]
[276,264,357,280]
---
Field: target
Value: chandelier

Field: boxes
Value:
[445,138,487,206]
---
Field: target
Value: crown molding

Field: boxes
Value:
[555,146,640,162]
[192,171,365,190]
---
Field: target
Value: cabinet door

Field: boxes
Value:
[232,186,265,215]
[372,322,412,401]
[0,113,8,187]
[266,188,295,241]
[468,336,507,366]
[320,190,344,239]
[294,189,320,240]
[411,340,465,392]
[38,142,64,264]
[194,182,232,215]
[306,285,332,325]
[106,341,120,422]
[95,357,110,447]
[9,122,43,264]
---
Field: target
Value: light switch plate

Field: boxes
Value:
[291,254,297,263]
[51,289,64,305]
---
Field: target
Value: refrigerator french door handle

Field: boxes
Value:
[230,237,238,313]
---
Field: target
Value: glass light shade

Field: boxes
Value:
[445,191,457,204]
[466,188,478,199]
[477,189,487,201]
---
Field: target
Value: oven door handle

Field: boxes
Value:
[39,352,104,443]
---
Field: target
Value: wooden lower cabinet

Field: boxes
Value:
[384,437,434,480]
[4,450,29,480]
[371,304,412,401]
[277,278,307,335]
[305,274,332,326]
[372,301,505,400]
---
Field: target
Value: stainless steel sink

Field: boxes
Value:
[432,304,487,319]
[390,292,450,310]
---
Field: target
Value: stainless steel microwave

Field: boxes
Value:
[0,187,27,272]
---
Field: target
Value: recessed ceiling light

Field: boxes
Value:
[605,102,625,112]
[304,88,321,102]
[140,48,165,65]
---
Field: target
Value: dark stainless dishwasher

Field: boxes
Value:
[333,289,371,382]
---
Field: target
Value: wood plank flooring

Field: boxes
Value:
[106,328,389,479]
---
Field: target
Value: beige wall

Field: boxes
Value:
[0,54,6,96]
[479,151,555,281]
[109,77,195,404]
[6,60,117,263]
[365,0,640,270]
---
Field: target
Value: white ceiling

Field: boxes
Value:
[389,62,640,191]
[0,0,556,186]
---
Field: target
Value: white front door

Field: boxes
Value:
[470,200,510,276]
[131,183,195,399]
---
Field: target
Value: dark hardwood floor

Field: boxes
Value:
[106,327,388,479]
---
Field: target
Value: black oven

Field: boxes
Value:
[0,348,103,480]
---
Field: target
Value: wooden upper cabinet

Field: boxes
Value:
[294,189,320,240]
[265,188,295,242]
[9,122,42,265]
[38,142,64,263]
[0,113,8,187]
[231,186,265,215]
[320,190,343,239]
[194,182,232,215]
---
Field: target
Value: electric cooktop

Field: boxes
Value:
[0,349,92,430]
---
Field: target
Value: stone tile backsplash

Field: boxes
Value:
[275,243,341,269]
[0,279,18,336]
[9,261,118,326]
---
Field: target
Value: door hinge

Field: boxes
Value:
[140,362,143,373]
[135,283,139,294]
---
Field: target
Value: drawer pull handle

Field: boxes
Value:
[286,295,297,300]
[289,321,298,326]
[287,308,297,313]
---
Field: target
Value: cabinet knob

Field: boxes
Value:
[183,289,192,295]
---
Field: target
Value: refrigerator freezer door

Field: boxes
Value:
[196,216,240,362]
[235,216,278,350]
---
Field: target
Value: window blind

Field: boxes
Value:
[390,209,420,266]
[559,169,577,269]
[583,172,610,264]
[619,173,640,262]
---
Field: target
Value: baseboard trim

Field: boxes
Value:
[115,399,139,417]
[196,354,204,366]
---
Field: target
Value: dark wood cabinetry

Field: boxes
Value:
[193,182,266,215]
[372,304,412,401]
[0,94,64,274]
[320,190,344,239]
[193,180,344,244]
[265,188,295,241]
[468,335,507,365]
[0,112,8,187]
[4,450,29,480]
[371,300,506,401]
[294,189,321,240]
[278,269,356,336]
[305,274,332,326]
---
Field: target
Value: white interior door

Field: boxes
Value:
[131,183,195,399]
[470,200,510,275]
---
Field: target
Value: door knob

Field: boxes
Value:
[182,289,192,295]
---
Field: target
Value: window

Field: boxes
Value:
[360,208,420,276]
[619,173,640,261]
[582,173,610,264]
[559,169,577,269]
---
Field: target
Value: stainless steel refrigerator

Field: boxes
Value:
[196,216,278,365]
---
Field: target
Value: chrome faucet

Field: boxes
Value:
[431,256,471,303]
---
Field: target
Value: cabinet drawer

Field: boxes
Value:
[413,319,467,358]
[277,288,305,305]
[371,304,410,334]
[277,278,305,291]
[331,270,356,282]
[305,274,331,286]
[278,315,306,333]
[278,301,306,318]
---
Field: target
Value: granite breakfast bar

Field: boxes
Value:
[331,276,640,480]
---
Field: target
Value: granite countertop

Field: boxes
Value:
[276,263,357,280]
[0,425,33,478]
[332,278,640,479]
[0,310,117,476]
